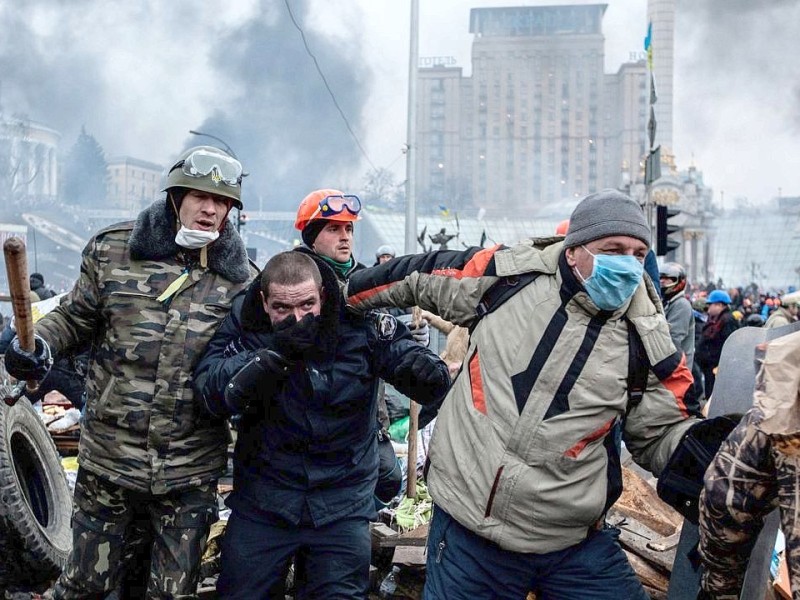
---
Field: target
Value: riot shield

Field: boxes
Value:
[667,320,800,599]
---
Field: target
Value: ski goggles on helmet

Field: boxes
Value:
[172,149,243,187]
[309,194,362,221]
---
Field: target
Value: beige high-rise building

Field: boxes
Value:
[605,60,649,192]
[415,4,649,215]
[647,0,675,152]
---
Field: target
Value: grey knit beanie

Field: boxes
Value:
[563,189,650,249]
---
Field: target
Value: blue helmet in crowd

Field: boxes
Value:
[707,290,731,305]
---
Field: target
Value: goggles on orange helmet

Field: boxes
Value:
[170,149,243,187]
[309,194,362,221]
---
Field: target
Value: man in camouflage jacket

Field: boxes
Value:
[4,146,256,599]
[699,329,800,598]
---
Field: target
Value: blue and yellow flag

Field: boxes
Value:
[438,204,450,218]
[644,22,653,70]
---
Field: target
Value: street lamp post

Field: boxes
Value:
[404,0,419,255]
[188,130,238,159]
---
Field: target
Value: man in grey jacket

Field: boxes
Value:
[345,190,703,599]
[660,262,695,370]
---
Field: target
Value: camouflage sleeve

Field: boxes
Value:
[698,409,778,596]
[35,236,103,356]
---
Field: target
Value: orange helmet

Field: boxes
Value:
[294,188,362,231]
[555,219,570,236]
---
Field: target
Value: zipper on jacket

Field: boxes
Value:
[484,465,505,518]
[436,539,446,563]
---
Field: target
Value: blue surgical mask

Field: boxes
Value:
[575,246,644,311]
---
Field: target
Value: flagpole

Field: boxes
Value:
[404,0,419,255]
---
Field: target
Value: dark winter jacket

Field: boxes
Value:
[695,307,739,371]
[193,253,450,527]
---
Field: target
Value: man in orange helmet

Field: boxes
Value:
[293,188,429,349]
[292,188,430,491]
[293,188,363,279]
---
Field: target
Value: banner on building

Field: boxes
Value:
[0,224,27,246]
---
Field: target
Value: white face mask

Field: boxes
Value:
[174,225,219,249]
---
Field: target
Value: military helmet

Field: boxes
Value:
[164,145,243,209]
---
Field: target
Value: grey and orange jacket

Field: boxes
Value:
[35,197,257,494]
[699,329,800,598]
[345,237,698,553]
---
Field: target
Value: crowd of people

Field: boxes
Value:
[1,145,798,600]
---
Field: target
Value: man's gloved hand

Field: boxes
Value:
[272,313,321,359]
[656,414,741,524]
[408,318,430,347]
[393,351,445,395]
[223,349,292,413]
[4,334,53,381]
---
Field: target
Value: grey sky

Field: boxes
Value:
[0,0,797,210]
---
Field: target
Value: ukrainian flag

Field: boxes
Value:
[438,204,450,218]
[644,22,653,70]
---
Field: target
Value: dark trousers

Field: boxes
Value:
[218,510,371,600]
[423,505,648,600]
[53,468,215,600]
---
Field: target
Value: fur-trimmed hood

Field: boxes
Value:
[128,196,251,283]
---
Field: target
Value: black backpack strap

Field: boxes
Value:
[474,271,541,326]
[625,318,650,411]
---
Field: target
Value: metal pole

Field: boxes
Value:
[188,130,238,159]
[404,0,419,255]
[31,228,38,273]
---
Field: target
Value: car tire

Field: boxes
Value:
[0,394,72,589]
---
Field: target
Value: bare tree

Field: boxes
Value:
[361,167,401,209]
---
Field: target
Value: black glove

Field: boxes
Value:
[224,349,292,413]
[272,313,321,359]
[393,352,446,397]
[4,334,53,382]
[656,415,741,524]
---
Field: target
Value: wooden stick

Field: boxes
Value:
[406,307,423,500]
[3,237,39,400]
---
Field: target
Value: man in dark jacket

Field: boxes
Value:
[29,272,56,300]
[4,145,256,599]
[292,188,429,504]
[696,289,740,398]
[193,251,450,599]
